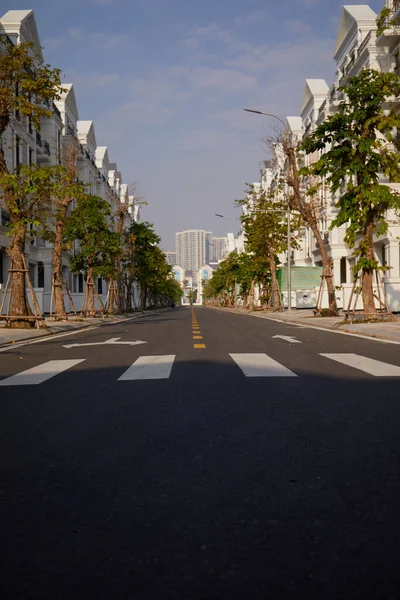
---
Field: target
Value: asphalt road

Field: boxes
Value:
[1,306,400,599]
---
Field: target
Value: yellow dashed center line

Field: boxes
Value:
[191,309,206,349]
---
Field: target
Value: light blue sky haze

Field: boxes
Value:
[5,0,382,248]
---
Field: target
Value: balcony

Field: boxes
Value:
[376,4,400,48]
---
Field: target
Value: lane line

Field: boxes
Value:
[0,359,85,386]
[320,353,400,377]
[118,355,175,380]
[193,336,203,339]
[230,353,297,378]
[194,344,206,349]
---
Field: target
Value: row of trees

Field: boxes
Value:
[0,38,181,327]
[205,69,400,318]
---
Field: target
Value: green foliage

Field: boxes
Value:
[237,184,301,268]
[301,69,400,274]
[376,6,395,38]
[122,221,180,305]
[202,251,260,301]
[64,194,121,279]
[0,38,64,137]
[0,163,54,231]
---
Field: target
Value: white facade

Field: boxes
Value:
[164,251,177,266]
[211,237,228,262]
[197,265,214,304]
[249,3,400,311]
[0,9,138,314]
[175,229,212,282]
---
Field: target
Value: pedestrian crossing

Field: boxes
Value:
[1,353,400,386]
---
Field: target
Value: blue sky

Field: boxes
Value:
[6,0,382,248]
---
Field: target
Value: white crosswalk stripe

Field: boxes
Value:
[118,355,176,381]
[230,353,298,378]
[320,353,400,377]
[0,359,85,386]
[1,353,399,386]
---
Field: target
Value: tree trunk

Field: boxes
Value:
[249,280,255,310]
[141,286,147,310]
[310,221,338,315]
[285,143,338,316]
[269,255,280,310]
[234,282,238,308]
[361,219,377,318]
[53,216,67,319]
[86,267,95,317]
[6,223,36,328]
[108,281,116,314]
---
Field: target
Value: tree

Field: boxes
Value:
[0,37,64,327]
[268,131,340,315]
[301,69,400,318]
[237,184,300,310]
[202,251,262,308]
[64,195,121,316]
[122,221,161,310]
[37,145,87,318]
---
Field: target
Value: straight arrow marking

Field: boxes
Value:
[63,338,147,349]
[272,335,302,344]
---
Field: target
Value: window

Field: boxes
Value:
[340,257,347,284]
[38,262,44,288]
[98,278,103,295]
[78,273,84,293]
[29,147,34,165]
[15,135,21,166]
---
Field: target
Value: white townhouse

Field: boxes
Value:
[252,3,400,311]
[0,8,139,315]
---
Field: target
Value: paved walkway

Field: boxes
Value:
[0,310,165,348]
[209,307,400,343]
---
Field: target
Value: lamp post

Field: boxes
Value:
[242,108,293,313]
[215,210,292,313]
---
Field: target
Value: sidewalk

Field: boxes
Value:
[0,310,165,348]
[210,306,400,343]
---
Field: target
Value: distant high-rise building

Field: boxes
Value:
[211,237,228,262]
[175,230,212,281]
[164,251,177,266]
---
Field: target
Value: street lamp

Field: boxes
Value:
[215,210,292,313]
[243,108,292,313]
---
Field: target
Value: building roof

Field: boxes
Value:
[301,79,329,115]
[95,146,109,167]
[0,9,43,60]
[55,83,79,122]
[77,120,97,149]
[286,116,303,133]
[335,5,377,56]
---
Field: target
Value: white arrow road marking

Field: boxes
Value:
[63,337,147,349]
[230,353,297,378]
[272,335,302,344]
[0,359,85,386]
[321,353,400,377]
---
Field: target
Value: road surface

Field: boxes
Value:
[1,306,400,599]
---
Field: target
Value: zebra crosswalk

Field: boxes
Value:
[1,353,400,386]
